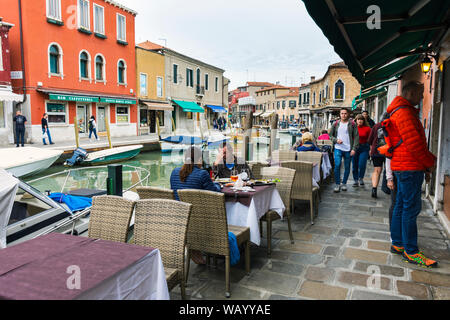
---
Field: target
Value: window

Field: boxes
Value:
[140,73,148,96]
[186,68,193,87]
[157,77,163,97]
[319,91,322,103]
[282,101,286,109]
[78,0,90,30]
[335,80,345,100]
[313,92,316,105]
[49,44,61,75]
[95,55,104,81]
[118,60,126,84]
[46,102,66,123]
[205,74,209,90]
[289,100,296,108]
[215,77,219,92]
[79,51,89,79]
[326,85,329,99]
[277,101,280,110]
[116,106,129,123]
[94,4,105,35]
[307,92,310,104]
[47,0,61,20]
[173,64,178,84]
[117,14,126,42]
[0,101,5,128]
[299,94,302,105]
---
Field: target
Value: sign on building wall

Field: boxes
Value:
[11,71,23,79]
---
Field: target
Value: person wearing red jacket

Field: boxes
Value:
[388,81,437,268]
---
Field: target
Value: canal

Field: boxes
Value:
[26,133,297,193]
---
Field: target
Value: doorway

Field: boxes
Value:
[97,105,107,133]
[149,110,156,134]
[77,105,89,136]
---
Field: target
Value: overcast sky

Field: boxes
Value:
[119,0,341,90]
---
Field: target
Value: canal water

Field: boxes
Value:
[26,133,296,193]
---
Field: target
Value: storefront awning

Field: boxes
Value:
[302,0,450,89]
[0,90,23,102]
[253,112,263,117]
[354,87,388,105]
[261,111,275,118]
[38,88,137,104]
[205,105,227,113]
[142,102,174,111]
[172,100,204,113]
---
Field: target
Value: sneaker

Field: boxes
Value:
[43,143,48,146]
[402,251,438,268]
[390,245,405,255]
[334,185,341,193]
[359,179,365,186]
[50,142,55,145]
[352,181,359,187]
[341,185,347,191]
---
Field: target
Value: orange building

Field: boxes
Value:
[3,0,138,143]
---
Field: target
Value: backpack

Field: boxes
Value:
[377,107,406,159]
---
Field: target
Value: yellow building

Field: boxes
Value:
[136,44,173,136]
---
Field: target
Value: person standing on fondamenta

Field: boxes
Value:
[387,81,438,268]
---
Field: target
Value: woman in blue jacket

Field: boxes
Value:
[297,132,320,152]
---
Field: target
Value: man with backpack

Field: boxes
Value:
[381,81,437,268]
[329,108,359,193]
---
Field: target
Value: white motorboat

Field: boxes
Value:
[253,136,270,145]
[0,147,64,178]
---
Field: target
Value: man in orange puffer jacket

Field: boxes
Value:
[388,81,438,268]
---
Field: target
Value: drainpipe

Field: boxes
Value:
[16,0,27,109]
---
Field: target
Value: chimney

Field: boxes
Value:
[311,76,316,82]
[276,81,280,85]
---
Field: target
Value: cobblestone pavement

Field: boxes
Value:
[171,165,450,300]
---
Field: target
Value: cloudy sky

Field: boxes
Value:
[119,0,342,90]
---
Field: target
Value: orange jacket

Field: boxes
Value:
[387,96,436,171]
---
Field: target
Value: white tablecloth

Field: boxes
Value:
[76,249,170,300]
[312,164,320,187]
[225,186,285,245]
[321,152,332,179]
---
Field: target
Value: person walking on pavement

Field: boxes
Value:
[329,108,359,193]
[362,110,375,128]
[367,117,387,198]
[217,117,223,132]
[386,81,438,268]
[88,116,100,141]
[41,113,54,145]
[13,110,27,147]
[352,114,371,187]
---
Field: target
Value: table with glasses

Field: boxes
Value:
[221,184,285,245]
[0,233,170,300]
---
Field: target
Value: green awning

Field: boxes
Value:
[355,86,387,105]
[172,100,204,113]
[49,94,99,103]
[301,0,450,89]
[100,97,136,104]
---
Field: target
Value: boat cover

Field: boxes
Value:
[49,193,92,212]
[161,136,203,145]
[0,170,19,248]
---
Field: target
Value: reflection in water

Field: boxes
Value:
[27,133,296,192]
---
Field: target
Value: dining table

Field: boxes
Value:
[221,184,285,245]
[0,233,170,300]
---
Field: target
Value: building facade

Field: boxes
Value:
[0,18,23,146]
[254,85,290,125]
[140,41,227,134]
[275,87,300,123]
[4,0,138,144]
[135,44,172,137]
[298,83,311,128]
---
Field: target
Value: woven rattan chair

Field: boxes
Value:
[248,162,269,180]
[260,167,296,257]
[136,186,175,200]
[297,151,324,188]
[88,195,136,243]
[280,161,320,225]
[177,189,250,298]
[271,150,297,163]
[134,199,192,300]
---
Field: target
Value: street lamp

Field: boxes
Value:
[420,56,432,74]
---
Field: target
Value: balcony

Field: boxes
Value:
[196,85,205,97]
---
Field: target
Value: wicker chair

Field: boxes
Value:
[88,195,136,243]
[259,167,296,257]
[134,199,192,300]
[271,150,297,163]
[177,189,250,298]
[280,161,320,225]
[136,186,175,200]
[297,151,324,187]
[248,162,269,180]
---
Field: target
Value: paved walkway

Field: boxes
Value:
[171,164,450,300]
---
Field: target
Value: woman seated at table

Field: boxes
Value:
[170,146,221,201]
[212,142,254,179]
[317,130,331,140]
[297,132,320,152]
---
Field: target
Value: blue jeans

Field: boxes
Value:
[89,128,98,139]
[334,148,351,185]
[42,128,53,144]
[352,143,369,181]
[16,127,25,146]
[390,171,424,255]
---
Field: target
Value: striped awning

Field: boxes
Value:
[142,102,174,111]
[0,90,23,102]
